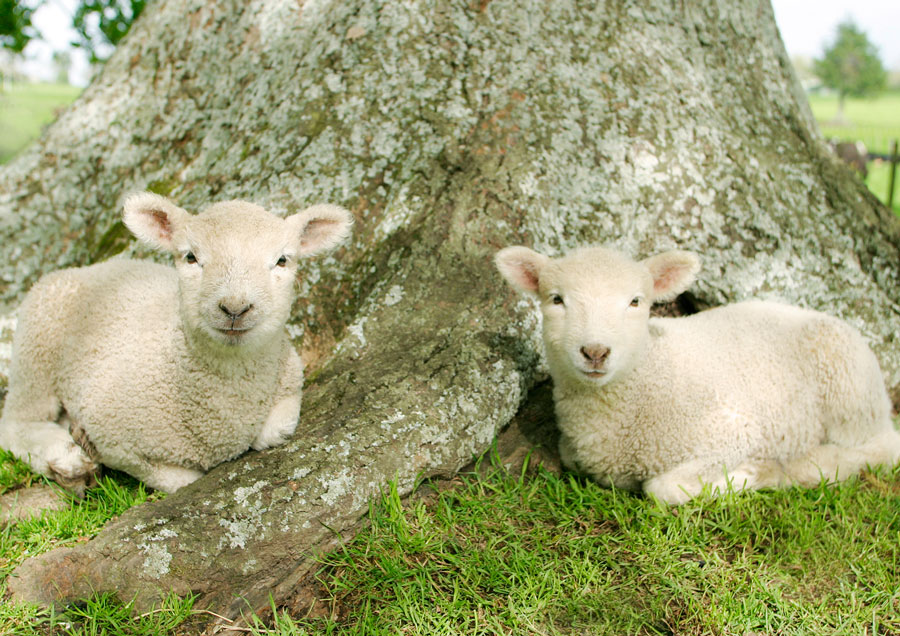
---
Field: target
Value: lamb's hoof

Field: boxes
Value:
[251,419,297,451]
[48,444,101,498]
[643,476,693,505]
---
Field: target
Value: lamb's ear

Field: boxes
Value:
[288,204,354,256]
[123,192,190,252]
[495,246,550,296]
[641,250,700,302]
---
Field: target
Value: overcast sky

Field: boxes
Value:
[770,0,900,69]
[21,0,92,85]
[19,0,900,87]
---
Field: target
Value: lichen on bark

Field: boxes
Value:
[2,0,899,620]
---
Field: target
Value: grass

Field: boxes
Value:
[807,91,900,156]
[806,90,900,216]
[0,82,82,164]
[2,447,899,635]
[272,460,900,635]
[0,461,155,583]
[0,449,176,634]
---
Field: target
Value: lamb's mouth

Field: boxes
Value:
[581,369,607,378]
[217,327,252,338]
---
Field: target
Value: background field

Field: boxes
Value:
[808,91,900,156]
[0,82,82,164]
[808,91,900,216]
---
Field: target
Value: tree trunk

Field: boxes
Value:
[2,0,899,621]
[835,91,848,125]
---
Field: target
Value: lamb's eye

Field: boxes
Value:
[276,255,288,268]
[551,294,564,306]
[630,297,641,307]
[185,252,197,265]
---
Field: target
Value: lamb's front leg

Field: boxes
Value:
[251,393,300,451]
[0,418,99,497]
[141,464,205,493]
[643,457,762,505]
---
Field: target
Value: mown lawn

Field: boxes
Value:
[807,91,900,155]
[2,449,899,635]
[0,82,82,164]
[807,90,900,216]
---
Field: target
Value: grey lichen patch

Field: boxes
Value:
[233,480,268,506]
[136,527,178,579]
[218,517,260,550]
[316,468,354,507]
[216,479,276,549]
[139,544,171,579]
[0,311,16,394]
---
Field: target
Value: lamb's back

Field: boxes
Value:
[647,300,839,439]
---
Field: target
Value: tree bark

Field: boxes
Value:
[2,0,899,620]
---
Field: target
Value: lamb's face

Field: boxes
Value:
[495,244,700,389]
[173,203,299,348]
[538,249,653,386]
[123,192,353,351]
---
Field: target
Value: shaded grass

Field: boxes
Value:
[0,82,82,164]
[2,592,198,636]
[0,449,172,634]
[0,450,156,583]
[264,459,900,636]
[1,448,899,635]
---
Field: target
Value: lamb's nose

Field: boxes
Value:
[580,344,610,364]
[219,301,253,320]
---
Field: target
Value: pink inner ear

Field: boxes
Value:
[653,267,681,296]
[301,218,334,250]
[650,258,697,298]
[521,265,540,291]
[511,259,540,292]
[147,209,173,241]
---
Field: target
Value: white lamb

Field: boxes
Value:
[496,245,900,504]
[0,193,353,494]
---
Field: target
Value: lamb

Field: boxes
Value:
[496,245,900,504]
[0,192,353,494]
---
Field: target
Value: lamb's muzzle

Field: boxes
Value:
[219,301,253,320]
[580,344,610,367]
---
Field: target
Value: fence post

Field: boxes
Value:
[888,139,898,210]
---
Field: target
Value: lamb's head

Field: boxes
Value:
[496,246,699,386]
[124,192,353,349]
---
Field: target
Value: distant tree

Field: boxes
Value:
[814,20,886,123]
[72,0,146,63]
[0,0,38,53]
[52,49,71,84]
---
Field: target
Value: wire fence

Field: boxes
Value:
[821,126,900,213]
[818,124,900,157]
